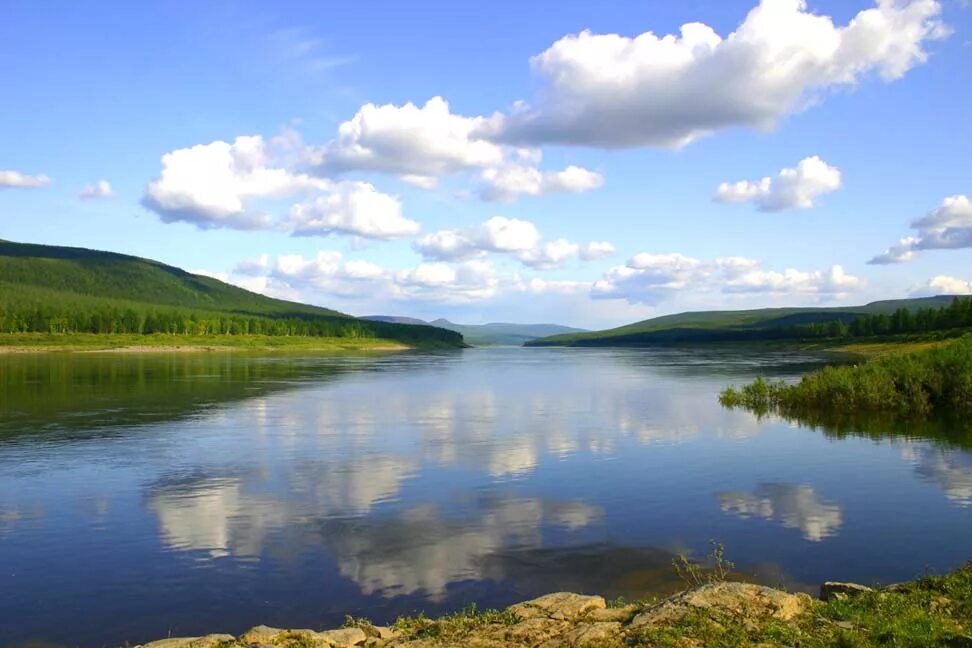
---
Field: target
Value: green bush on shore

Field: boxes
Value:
[720,334,972,419]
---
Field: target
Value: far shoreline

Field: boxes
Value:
[0,333,440,354]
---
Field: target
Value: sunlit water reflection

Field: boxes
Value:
[1,348,969,647]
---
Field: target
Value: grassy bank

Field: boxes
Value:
[821,338,953,358]
[627,564,972,648]
[720,334,972,418]
[0,332,444,353]
[139,563,972,647]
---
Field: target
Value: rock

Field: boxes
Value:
[505,617,571,644]
[820,582,874,601]
[317,627,368,647]
[242,627,332,646]
[366,626,399,641]
[142,637,235,648]
[382,641,437,648]
[508,592,606,621]
[457,637,510,648]
[630,582,809,627]
[588,605,639,623]
[239,626,287,644]
[565,621,623,646]
[238,626,331,646]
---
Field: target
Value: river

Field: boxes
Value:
[1,347,969,647]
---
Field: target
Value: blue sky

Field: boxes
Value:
[1,0,970,328]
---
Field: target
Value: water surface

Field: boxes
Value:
[1,348,970,648]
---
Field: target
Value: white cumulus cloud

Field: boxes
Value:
[870,195,972,263]
[143,135,329,229]
[143,134,420,239]
[580,241,616,260]
[480,163,603,202]
[0,170,51,189]
[593,253,864,305]
[311,100,605,202]
[229,251,506,305]
[393,260,501,302]
[288,181,420,240]
[400,174,439,190]
[79,180,113,200]
[233,253,271,276]
[910,275,972,296]
[414,216,542,262]
[491,0,948,148]
[715,156,841,211]
[312,97,504,177]
[414,216,610,270]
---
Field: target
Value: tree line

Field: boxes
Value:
[551,297,972,346]
[0,284,462,345]
[780,297,972,340]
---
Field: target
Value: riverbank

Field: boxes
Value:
[139,564,972,647]
[0,333,459,353]
[800,333,960,358]
[524,330,966,359]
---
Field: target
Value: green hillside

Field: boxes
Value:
[0,240,464,348]
[526,296,964,347]
[365,315,587,345]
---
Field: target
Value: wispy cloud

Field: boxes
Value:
[266,26,355,74]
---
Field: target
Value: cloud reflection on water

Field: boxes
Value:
[142,351,787,599]
[147,465,602,599]
[716,483,844,542]
[900,443,972,507]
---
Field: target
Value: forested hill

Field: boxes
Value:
[526,296,968,347]
[0,240,463,347]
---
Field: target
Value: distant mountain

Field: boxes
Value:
[364,315,430,326]
[364,316,587,346]
[0,240,464,348]
[526,296,962,347]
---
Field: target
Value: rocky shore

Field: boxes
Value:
[138,565,972,648]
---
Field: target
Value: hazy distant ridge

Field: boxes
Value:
[365,316,586,345]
